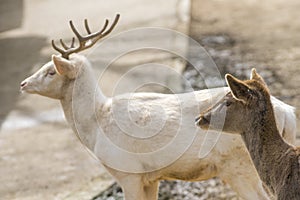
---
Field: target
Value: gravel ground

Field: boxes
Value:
[94,178,238,200]
[183,34,279,91]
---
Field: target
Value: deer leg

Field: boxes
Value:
[118,175,147,200]
[122,184,144,200]
[144,181,159,200]
[219,171,270,200]
[121,178,159,200]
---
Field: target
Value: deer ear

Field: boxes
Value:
[52,55,77,79]
[225,74,251,103]
[250,68,267,86]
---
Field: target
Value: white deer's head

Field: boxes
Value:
[20,55,84,99]
[20,14,120,99]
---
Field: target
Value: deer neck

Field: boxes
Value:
[241,100,290,193]
[60,66,107,151]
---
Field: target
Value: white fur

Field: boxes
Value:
[21,54,296,200]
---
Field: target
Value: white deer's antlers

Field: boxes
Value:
[51,14,120,59]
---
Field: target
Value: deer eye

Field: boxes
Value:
[48,70,56,76]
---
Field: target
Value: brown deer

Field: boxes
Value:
[196,68,300,199]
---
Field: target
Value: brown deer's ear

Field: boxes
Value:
[250,68,267,86]
[52,55,78,79]
[225,74,251,103]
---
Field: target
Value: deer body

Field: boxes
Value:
[197,69,300,199]
[20,15,296,200]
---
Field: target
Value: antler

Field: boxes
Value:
[52,14,120,59]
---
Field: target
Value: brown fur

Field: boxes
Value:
[197,69,300,199]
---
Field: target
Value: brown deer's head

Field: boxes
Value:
[195,68,272,134]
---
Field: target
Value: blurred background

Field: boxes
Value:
[1,0,300,199]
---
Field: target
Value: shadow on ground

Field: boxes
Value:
[0,36,47,127]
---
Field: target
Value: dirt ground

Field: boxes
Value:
[190,0,300,137]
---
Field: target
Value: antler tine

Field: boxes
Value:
[99,19,109,34]
[52,40,69,59]
[101,14,120,37]
[84,19,108,41]
[69,20,84,42]
[84,18,109,37]
[51,40,65,54]
[60,38,76,50]
[84,14,119,42]
[59,39,69,50]
[70,37,75,48]
[84,19,92,34]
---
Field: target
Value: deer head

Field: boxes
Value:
[195,68,272,134]
[20,14,120,99]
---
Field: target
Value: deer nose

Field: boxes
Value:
[20,81,27,87]
[195,115,201,123]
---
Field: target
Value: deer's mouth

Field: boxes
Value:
[20,81,36,94]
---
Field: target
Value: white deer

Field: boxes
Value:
[20,14,296,200]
